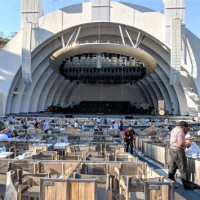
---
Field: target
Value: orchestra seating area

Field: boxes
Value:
[1,116,200,199]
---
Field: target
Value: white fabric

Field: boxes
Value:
[60,127,65,132]
[185,133,193,139]
[197,130,200,136]
[4,171,18,200]
[185,142,200,158]
[96,118,101,123]
[113,123,119,130]
[0,152,13,159]
[0,134,8,141]
[15,152,32,159]
[74,122,78,128]
[54,143,70,149]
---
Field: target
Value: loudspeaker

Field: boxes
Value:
[125,115,133,119]
[158,100,165,115]
[65,114,73,118]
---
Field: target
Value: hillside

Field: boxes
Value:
[0,37,9,49]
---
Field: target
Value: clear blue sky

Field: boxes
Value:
[0,0,199,38]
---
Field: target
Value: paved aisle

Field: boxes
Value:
[134,151,200,200]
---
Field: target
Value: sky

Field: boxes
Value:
[0,0,199,39]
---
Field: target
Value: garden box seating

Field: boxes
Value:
[40,178,97,200]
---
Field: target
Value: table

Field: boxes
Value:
[29,143,53,151]
[0,152,14,159]
[53,143,70,150]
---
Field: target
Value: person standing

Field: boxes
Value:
[43,120,50,133]
[168,121,196,190]
[122,125,136,154]
[119,119,124,131]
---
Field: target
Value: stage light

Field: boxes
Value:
[72,42,77,47]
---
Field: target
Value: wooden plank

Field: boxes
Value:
[40,178,67,200]
[67,179,96,200]
[195,159,200,184]
[144,182,172,200]
[69,181,79,200]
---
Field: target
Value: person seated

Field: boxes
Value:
[74,121,79,128]
[94,125,100,132]
[12,130,19,138]
[5,128,12,138]
[139,121,146,126]
[113,122,119,130]
[130,119,135,126]
[60,126,66,132]
[185,134,200,158]
[96,118,101,124]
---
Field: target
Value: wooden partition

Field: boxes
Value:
[114,163,146,180]
[187,157,200,186]
[141,142,170,168]
[0,158,175,200]
[118,165,174,200]
[38,161,79,177]
[144,181,174,200]
[67,178,96,200]
[29,144,49,152]
[8,160,37,174]
[105,144,125,154]
[135,136,151,151]
[40,178,97,200]
[32,151,58,160]
[40,178,67,200]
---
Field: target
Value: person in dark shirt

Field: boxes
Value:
[119,119,124,131]
[12,130,19,138]
[122,125,136,154]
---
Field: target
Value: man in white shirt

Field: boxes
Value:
[60,126,66,132]
[74,121,79,128]
[113,122,119,130]
[43,120,50,133]
[185,133,200,158]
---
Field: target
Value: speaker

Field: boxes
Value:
[158,100,165,115]
[65,114,73,118]
[125,115,133,119]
